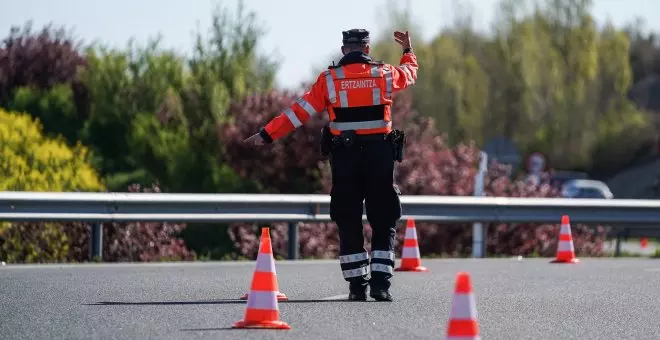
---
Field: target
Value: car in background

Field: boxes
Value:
[561,179,614,199]
[550,170,589,188]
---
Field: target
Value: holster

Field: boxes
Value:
[320,125,333,157]
[387,129,406,162]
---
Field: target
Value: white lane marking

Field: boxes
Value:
[321,294,348,300]
[644,268,660,272]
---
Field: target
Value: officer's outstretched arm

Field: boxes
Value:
[388,49,419,92]
[257,73,329,143]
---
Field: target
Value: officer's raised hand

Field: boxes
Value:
[243,133,265,146]
[393,30,412,50]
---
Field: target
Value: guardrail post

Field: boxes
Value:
[90,223,103,262]
[288,222,299,260]
[472,151,488,258]
[614,229,624,257]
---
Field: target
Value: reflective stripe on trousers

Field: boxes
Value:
[343,266,369,279]
[371,250,395,261]
[339,252,369,264]
[370,250,395,275]
[371,263,393,274]
[340,251,370,279]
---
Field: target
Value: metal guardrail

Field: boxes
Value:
[1,191,659,260]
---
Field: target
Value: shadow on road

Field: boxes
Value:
[180,327,238,332]
[84,298,351,306]
[180,327,245,332]
[84,299,245,306]
[280,299,351,303]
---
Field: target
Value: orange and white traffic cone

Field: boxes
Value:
[550,215,580,264]
[240,291,288,300]
[232,227,291,329]
[446,272,480,340]
[240,228,288,301]
[395,218,428,272]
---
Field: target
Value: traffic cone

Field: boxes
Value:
[240,292,288,301]
[239,229,288,301]
[232,227,291,329]
[395,218,428,272]
[550,215,580,264]
[446,272,480,340]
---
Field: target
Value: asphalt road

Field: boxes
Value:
[2,258,660,340]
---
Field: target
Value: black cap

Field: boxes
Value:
[342,29,370,45]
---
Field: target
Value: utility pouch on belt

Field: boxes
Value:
[336,130,356,148]
[388,129,406,162]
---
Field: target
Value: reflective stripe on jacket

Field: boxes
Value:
[261,50,418,141]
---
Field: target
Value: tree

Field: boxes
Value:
[622,18,660,85]
[77,2,279,193]
[366,0,655,175]
[0,22,89,144]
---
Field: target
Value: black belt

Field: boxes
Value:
[332,133,388,141]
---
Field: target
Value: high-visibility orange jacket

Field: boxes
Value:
[258,49,418,143]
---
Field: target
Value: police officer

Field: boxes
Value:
[244,28,418,302]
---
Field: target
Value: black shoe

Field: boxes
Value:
[348,283,368,301]
[348,290,367,301]
[369,287,393,301]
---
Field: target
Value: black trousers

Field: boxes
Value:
[328,134,402,290]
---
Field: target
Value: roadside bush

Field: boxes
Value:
[100,183,196,262]
[0,109,195,263]
[223,91,609,259]
[0,108,102,262]
[218,89,328,194]
[0,108,104,191]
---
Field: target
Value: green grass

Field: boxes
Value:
[652,249,660,258]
